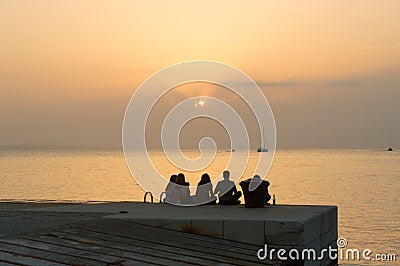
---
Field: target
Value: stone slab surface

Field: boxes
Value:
[0,202,338,265]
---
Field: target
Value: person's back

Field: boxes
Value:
[165,174,178,204]
[195,183,212,202]
[179,184,191,203]
[240,175,271,206]
[176,173,192,204]
[195,173,216,205]
[214,170,241,205]
[252,175,271,204]
[214,179,235,200]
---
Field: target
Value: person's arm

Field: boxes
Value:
[214,183,220,196]
[208,184,214,197]
[232,181,238,193]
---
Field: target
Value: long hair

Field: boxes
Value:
[198,173,211,185]
[170,174,177,183]
[166,174,177,191]
[176,173,188,186]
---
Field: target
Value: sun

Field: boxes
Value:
[195,100,205,107]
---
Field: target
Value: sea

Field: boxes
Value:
[0,149,398,265]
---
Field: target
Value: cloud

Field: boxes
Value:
[256,78,302,88]
[255,77,360,89]
[324,78,360,87]
[224,79,302,89]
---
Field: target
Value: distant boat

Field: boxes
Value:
[387,147,393,151]
[257,127,268,152]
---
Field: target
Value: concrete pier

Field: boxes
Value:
[0,202,338,265]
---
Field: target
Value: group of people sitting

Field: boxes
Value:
[164,170,267,205]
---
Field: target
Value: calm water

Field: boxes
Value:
[0,149,399,264]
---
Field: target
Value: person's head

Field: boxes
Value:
[200,173,211,184]
[176,173,186,185]
[170,174,177,183]
[223,170,230,180]
[253,175,261,179]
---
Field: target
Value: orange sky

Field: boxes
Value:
[1,1,399,149]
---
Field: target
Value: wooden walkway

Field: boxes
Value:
[0,219,285,266]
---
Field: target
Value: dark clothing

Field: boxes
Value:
[239,178,271,208]
[195,181,216,205]
[218,190,242,205]
[215,180,242,205]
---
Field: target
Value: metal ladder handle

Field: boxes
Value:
[144,191,154,203]
[159,192,167,203]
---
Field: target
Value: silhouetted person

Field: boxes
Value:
[195,173,217,205]
[252,175,271,205]
[176,173,192,204]
[164,174,178,204]
[214,170,242,205]
[239,175,271,207]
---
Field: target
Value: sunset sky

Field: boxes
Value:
[1,1,399,149]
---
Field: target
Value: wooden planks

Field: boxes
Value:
[0,218,278,266]
[0,249,66,266]
[73,219,263,265]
